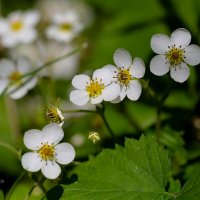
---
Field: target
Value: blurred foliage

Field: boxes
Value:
[0,0,200,199]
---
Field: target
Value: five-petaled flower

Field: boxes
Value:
[0,10,40,48]
[45,11,83,42]
[70,68,120,106]
[104,48,145,103]
[0,57,37,99]
[21,123,75,180]
[150,28,200,83]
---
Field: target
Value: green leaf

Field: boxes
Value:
[175,173,200,200]
[61,136,173,199]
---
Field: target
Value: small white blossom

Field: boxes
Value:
[21,123,75,180]
[150,28,200,83]
[104,48,145,103]
[0,57,37,99]
[45,11,83,42]
[0,10,40,48]
[70,68,120,106]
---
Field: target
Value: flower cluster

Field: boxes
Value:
[70,48,145,106]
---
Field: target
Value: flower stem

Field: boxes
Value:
[97,103,116,140]
[1,44,87,96]
[5,171,26,200]
[62,109,97,114]
[0,140,20,159]
[24,184,37,200]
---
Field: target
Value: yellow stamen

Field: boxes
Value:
[166,47,184,65]
[11,21,23,31]
[9,71,22,82]
[86,79,105,98]
[38,143,55,161]
[117,68,132,86]
[59,23,72,32]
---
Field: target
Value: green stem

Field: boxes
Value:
[62,109,97,114]
[100,111,116,140]
[31,174,47,194]
[5,171,26,200]
[2,45,86,96]
[24,184,37,200]
[0,140,20,158]
[97,103,116,140]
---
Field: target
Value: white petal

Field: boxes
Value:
[113,48,132,69]
[150,55,170,76]
[127,80,142,101]
[21,152,42,172]
[24,10,40,26]
[110,86,127,103]
[170,28,191,48]
[170,63,190,83]
[103,83,120,101]
[8,85,28,99]
[184,44,200,66]
[151,34,170,54]
[42,123,64,145]
[0,59,15,77]
[41,161,61,179]
[93,68,112,85]
[16,57,32,73]
[90,95,103,104]
[130,57,145,78]
[70,90,89,106]
[55,143,75,165]
[23,77,37,90]
[72,74,90,90]
[23,129,42,150]
[103,64,117,75]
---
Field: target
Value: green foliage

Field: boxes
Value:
[0,191,4,200]
[174,173,200,200]
[61,136,172,200]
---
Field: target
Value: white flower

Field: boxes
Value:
[104,48,145,103]
[150,28,200,83]
[0,10,40,48]
[45,11,83,42]
[9,41,80,80]
[0,57,37,99]
[21,123,75,180]
[70,68,120,106]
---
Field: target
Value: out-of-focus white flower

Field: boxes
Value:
[150,28,200,83]
[104,48,145,103]
[0,57,37,99]
[37,0,93,28]
[0,10,40,48]
[21,123,75,180]
[70,68,120,106]
[45,11,83,42]
[9,41,80,80]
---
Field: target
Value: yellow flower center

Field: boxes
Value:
[86,79,105,98]
[9,71,22,83]
[38,143,55,161]
[59,23,72,32]
[117,68,132,86]
[166,47,184,66]
[10,21,23,32]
